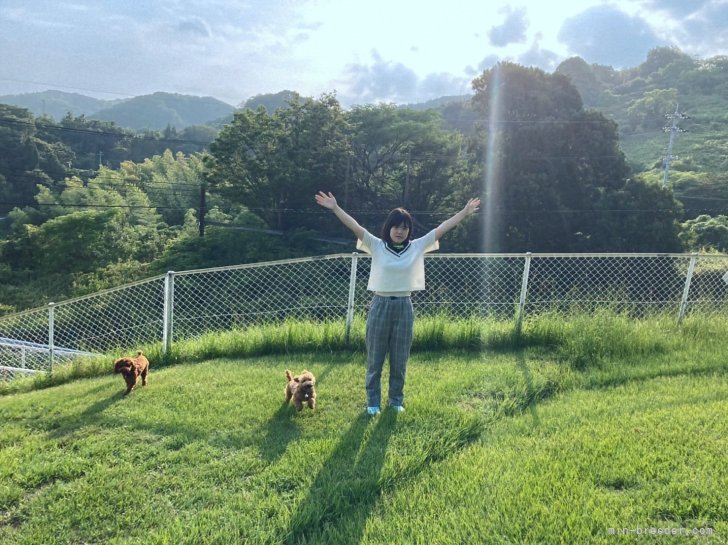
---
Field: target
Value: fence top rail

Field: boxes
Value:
[173,253,358,277]
[171,252,727,277]
[424,252,727,259]
[0,274,167,323]
[52,274,167,308]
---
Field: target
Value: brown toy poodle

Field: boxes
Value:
[113,350,149,395]
[284,369,316,411]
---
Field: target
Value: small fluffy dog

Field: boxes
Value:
[113,350,149,395]
[284,369,316,411]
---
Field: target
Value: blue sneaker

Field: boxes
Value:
[390,405,405,413]
[366,406,381,415]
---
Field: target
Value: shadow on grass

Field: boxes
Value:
[515,349,541,427]
[45,384,123,438]
[284,411,395,545]
[259,403,302,462]
[284,408,482,545]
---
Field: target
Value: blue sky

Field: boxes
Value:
[1,0,727,107]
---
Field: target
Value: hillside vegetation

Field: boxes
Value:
[1,47,727,315]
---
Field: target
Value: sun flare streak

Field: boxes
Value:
[482,66,502,253]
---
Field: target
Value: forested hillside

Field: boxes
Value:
[1,48,727,315]
[0,90,119,120]
[90,92,235,130]
[0,91,235,131]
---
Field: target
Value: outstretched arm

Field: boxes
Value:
[315,191,365,240]
[435,198,480,240]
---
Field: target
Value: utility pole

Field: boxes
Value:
[661,104,689,188]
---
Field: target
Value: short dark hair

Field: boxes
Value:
[381,208,413,244]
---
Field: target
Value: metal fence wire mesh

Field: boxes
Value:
[1,253,726,380]
[172,256,356,339]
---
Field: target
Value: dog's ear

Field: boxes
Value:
[114,358,132,373]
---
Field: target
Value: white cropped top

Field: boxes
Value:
[356,229,439,293]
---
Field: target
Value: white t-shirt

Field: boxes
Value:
[356,229,439,293]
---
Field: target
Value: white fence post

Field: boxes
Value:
[345,253,359,342]
[677,253,697,324]
[48,302,55,374]
[162,271,175,354]
[516,253,532,334]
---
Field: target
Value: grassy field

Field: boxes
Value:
[0,314,726,544]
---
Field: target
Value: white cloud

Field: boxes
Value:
[558,5,667,68]
[488,7,529,47]
[1,0,727,107]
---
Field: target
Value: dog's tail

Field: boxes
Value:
[137,350,144,356]
[285,369,294,382]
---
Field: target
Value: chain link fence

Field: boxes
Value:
[1,253,726,380]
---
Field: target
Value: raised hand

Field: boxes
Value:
[315,191,338,210]
[463,197,481,216]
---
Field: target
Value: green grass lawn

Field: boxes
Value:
[0,316,726,544]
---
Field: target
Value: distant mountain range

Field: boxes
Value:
[0,88,470,133]
[3,48,728,186]
[0,90,236,130]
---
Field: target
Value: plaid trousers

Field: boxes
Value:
[365,295,414,407]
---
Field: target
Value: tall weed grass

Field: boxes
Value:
[1,311,726,397]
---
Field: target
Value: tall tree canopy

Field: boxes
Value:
[205,93,349,232]
[470,62,681,252]
[344,104,471,236]
[204,94,470,241]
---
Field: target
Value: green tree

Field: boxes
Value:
[679,214,728,252]
[345,104,473,238]
[27,209,126,273]
[33,174,165,261]
[470,62,681,252]
[0,105,43,214]
[594,177,683,252]
[205,93,349,231]
[555,57,616,106]
[626,88,678,130]
[122,150,207,226]
[55,113,130,170]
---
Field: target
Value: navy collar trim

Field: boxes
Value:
[385,240,411,256]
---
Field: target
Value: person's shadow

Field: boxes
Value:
[515,349,541,427]
[284,411,396,544]
[258,403,302,462]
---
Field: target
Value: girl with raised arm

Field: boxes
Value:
[315,191,480,415]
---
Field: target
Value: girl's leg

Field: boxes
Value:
[388,297,413,407]
[365,297,389,408]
